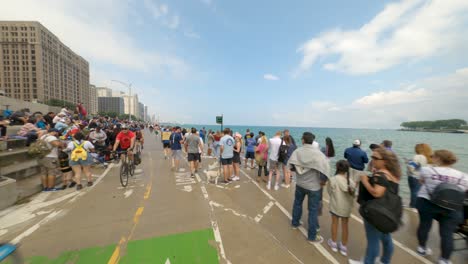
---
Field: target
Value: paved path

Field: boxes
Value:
[0,131,466,263]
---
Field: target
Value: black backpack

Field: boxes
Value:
[425,168,465,211]
[359,172,403,234]
[278,139,289,163]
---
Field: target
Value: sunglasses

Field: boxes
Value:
[371,156,385,161]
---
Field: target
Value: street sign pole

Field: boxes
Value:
[216,115,224,131]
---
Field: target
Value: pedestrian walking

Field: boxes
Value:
[327,160,355,256]
[288,132,330,244]
[267,131,284,190]
[407,143,432,208]
[185,128,203,178]
[350,147,401,264]
[245,132,256,169]
[415,150,468,264]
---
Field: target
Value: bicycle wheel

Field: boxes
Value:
[120,156,129,187]
[129,159,135,177]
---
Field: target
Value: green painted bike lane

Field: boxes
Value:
[22,228,219,264]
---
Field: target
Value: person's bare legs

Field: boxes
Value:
[223,165,229,181]
[274,165,281,187]
[341,217,349,246]
[72,166,82,187]
[233,162,240,178]
[83,165,92,183]
[331,214,339,243]
[250,159,254,169]
[41,174,48,189]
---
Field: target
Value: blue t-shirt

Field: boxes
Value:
[36,120,47,129]
[170,133,183,150]
[246,138,256,153]
[220,135,235,159]
[344,146,369,171]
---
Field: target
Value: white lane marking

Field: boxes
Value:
[124,189,134,198]
[254,201,275,223]
[239,169,338,264]
[234,185,240,189]
[210,201,250,219]
[182,185,193,192]
[10,210,63,245]
[321,198,432,264]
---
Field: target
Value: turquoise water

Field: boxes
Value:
[184,124,468,202]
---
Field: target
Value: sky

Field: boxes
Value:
[1,0,468,128]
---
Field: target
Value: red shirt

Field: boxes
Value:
[116,131,135,149]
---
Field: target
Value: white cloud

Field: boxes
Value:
[264,74,280,81]
[275,67,468,128]
[144,0,180,30]
[184,31,201,39]
[0,0,187,76]
[296,0,468,75]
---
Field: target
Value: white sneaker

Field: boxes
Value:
[280,183,290,188]
[274,184,279,191]
[417,246,433,256]
[266,181,271,190]
[233,176,240,181]
[348,260,363,264]
[438,258,452,264]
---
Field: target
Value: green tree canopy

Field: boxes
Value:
[401,119,467,129]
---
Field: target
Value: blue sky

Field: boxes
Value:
[2,0,468,128]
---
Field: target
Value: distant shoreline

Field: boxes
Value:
[398,129,468,134]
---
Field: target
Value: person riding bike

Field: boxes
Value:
[135,127,144,149]
[112,124,136,161]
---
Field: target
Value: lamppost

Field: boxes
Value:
[111,80,132,121]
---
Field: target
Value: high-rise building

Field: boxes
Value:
[96,87,112,97]
[138,102,144,120]
[122,94,139,118]
[0,21,90,109]
[89,84,98,115]
[98,97,124,115]
[144,105,148,122]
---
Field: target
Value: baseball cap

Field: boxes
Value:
[121,124,128,129]
[353,139,361,146]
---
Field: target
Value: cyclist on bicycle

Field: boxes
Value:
[112,124,136,161]
[135,127,144,149]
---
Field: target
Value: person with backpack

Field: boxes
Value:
[349,147,402,264]
[255,134,269,183]
[245,132,256,169]
[407,143,433,209]
[327,160,355,256]
[415,150,468,264]
[280,134,296,188]
[36,128,63,191]
[65,132,95,190]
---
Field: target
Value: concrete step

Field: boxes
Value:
[0,176,17,210]
[0,159,40,179]
[0,138,27,151]
[16,173,63,202]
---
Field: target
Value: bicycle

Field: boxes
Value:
[113,151,135,187]
[0,243,22,264]
[134,141,143,166]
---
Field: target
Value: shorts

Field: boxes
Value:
[233,153,241,164]
[245,151,255,160]
[163,142,171,148]
[38,157,61,177]
[221,157,233,165]
[172,149,183,160]
[269,159,282,170]
[188,153,201,162]
[69,154,94,166]
[60,167,73,173]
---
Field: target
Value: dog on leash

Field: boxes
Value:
[204,169,220,185]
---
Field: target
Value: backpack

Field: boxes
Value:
[28,135,52,159]
[278,139,289,163]
[71,141,88,161]
[424,168,465,211]
[359,172,403,234]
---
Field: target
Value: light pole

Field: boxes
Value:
[111,80,132,121]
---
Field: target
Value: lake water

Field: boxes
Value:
[184,124,468,202]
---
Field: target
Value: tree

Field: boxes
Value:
[401,119,467,129]
[44,99,75,110]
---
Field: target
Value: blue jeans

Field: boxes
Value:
[291,185,321,240]
[416,198,463,260]
[408,176,421,208]
[364,220,394,264]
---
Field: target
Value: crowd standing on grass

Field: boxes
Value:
[156,124,467,264]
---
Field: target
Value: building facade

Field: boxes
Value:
[0,21,90,109]
[122,94,139,118]
[98,97,124,115]
[96,86,112,97]
[89,84,98,115]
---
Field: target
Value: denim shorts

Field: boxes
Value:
[69,155,94,166]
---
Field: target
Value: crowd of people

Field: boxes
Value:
[0,104,152,191]
[158,125,467,264]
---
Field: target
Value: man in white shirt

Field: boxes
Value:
[267,131,285,190]
[220,128,235,184]
[38,128,63,191]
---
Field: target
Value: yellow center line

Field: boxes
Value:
[144,183,152,200]
[107,237,126,264]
